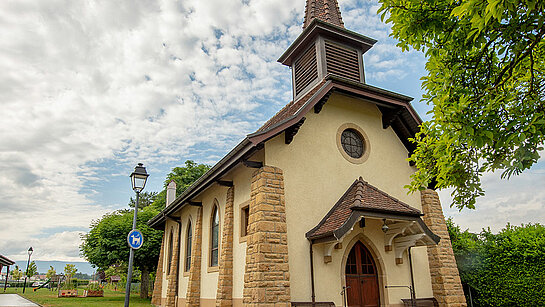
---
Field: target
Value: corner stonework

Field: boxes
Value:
[421,189,467,307]
[216,186,235,307]
[186,207,203,307]
[165,222,181,307]
[151,233,165,306]
[243,166,291,306]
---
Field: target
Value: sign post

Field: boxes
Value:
[125,163,148,307]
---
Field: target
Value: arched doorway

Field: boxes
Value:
[345,241,380,307]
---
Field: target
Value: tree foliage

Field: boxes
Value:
[25,261,37,278]
[64,264,77,280]
[151,160,211,209]
[129,191,158,209]
[11,265,22,281]
[80,160,210,298]
[378,0,545,208]
[46,266,56,279]
[80,205,162,298]
[447,220,545,306]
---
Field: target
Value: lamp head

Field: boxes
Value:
[28,247,33,256]
[381,219,389,233]
[130,163,149,193]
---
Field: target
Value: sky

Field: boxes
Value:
[1,0,543,264]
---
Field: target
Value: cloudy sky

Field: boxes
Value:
[1,0,543,263]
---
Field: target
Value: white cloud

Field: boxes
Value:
[2,0,540,263]
[0,0,302,261]
[440,161,545,233]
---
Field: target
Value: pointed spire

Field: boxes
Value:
[303,0,344,29]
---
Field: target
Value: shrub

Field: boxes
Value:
[448,221,545,306]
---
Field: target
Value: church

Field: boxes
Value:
[148,1,467,306]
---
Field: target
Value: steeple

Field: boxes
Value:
[303,0,344,29]
[278,1,376,100]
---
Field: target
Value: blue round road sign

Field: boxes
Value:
[127,229,144,249]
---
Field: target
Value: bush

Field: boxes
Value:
[448,221,545,306]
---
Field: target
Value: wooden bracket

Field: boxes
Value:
[243,160,263,168]
[382,107,402,129]
[314,92,332,114]
[188,201,202,207]
[285,117,306,144]
[216,180,233,187]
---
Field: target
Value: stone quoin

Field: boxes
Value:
[148,0,466,306]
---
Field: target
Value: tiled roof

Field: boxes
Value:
[256,80,326,133]
[307,177,421,239]
[303,0,344,29]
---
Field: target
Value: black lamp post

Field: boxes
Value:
[124,163,149,307]
[22,247,33,294]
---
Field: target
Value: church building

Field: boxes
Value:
[149,1,467,306]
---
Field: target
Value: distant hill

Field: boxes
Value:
[14,261,95,275]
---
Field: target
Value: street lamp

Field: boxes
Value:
[124,163,149,307]
[22,247,33,294]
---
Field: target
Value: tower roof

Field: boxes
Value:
[303,0,344,29]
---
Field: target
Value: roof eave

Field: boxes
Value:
[278,19,377,66]
[148,137,255,229]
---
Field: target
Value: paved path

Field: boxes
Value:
[0,294,39,306]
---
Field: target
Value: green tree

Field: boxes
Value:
[26,261,37,278]
[80,206,162,298]
[80,160,210,299]
[46,266,56,279]
[64,264,77,281]
[151,160,211,209]
[11,265,22,281]
[378,0,545,209]
[129,191,158,209]
[447,221,545,306]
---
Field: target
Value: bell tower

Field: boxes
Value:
[278,0,376,100]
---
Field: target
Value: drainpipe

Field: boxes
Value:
[309,240,316,303]
[408,246,416,307]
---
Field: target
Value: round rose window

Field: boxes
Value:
[341,129,364,159]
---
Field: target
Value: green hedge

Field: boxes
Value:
[448,220,545,306]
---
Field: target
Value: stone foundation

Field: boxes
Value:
[243,166,291,306]
[421,189,466,307]
[216,186,235,307]
[186,207,203,307]
[151,233,165,306]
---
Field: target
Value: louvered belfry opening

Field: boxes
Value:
[325,41,361,83]
[294,45,318,96]
[278,1,376,100]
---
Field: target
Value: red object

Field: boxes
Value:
[345,242,380,307]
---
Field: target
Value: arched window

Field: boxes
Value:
[210,205,220,267]
[167,228,173,275]
[185,221,192,272]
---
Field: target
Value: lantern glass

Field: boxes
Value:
[130,163,149,193]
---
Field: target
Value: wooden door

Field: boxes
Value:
[345,242,379,307]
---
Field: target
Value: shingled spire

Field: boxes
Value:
[303,0,344,29]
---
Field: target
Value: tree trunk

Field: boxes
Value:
[140,266,149,299]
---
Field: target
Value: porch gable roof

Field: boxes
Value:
[306,177,434,242]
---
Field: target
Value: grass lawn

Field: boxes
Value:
[2,287,153,307]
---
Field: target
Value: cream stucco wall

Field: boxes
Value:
[161,161,256,302]
[264,92,433,305]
